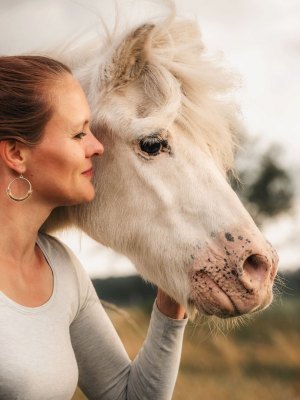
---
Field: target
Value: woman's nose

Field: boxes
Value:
[86,133,104,157]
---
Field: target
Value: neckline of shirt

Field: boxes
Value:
[0,234,57,314]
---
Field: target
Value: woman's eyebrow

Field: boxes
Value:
[74,119,90,130]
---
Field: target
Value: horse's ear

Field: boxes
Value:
[103,24,155,90]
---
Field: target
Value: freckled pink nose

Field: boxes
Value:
[222,231,279,313]
[190,230,279,317]
[223,231,278,286]
[232,236,279,314]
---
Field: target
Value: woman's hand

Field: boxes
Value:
[156,289,186,320]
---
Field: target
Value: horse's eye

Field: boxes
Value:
[139,136,162,155]
[134,130,172,160]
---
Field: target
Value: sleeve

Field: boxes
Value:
[70,278,187,400]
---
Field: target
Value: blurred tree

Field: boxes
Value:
[230,140,295,226]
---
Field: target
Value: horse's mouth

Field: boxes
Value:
[189,273,240,318]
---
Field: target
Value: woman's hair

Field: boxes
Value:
[0,55,72,146]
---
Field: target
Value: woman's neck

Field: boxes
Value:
[0,198,51,265]
[0,200,55,307]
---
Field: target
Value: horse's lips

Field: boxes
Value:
[190,274,238,317]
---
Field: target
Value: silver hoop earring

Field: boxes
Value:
[6,174,33,202]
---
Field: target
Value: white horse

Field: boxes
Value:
[43,14,278,319]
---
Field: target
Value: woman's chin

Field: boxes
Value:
[82,187,96,203]
[64,188,95,207]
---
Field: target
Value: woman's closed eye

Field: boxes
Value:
[73,132,87,140]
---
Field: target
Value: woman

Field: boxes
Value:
[0,55,187,400]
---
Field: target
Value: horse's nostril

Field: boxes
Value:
[243,254,270,283]
[246,255,261,269]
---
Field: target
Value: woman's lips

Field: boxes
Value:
[82,168,93,177]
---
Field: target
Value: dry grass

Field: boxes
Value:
[72,298,300,400]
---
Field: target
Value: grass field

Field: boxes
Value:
[72,296,300,400]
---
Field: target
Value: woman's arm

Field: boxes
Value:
[70,281,187,400]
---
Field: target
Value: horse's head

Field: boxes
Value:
[66,18,278,318]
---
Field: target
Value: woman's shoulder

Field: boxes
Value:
[37,231,80,268]
[37,232,98,322]
[37,231,69,254]
[37,231,93,303]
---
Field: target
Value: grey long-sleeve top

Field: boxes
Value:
[0,233,187,400]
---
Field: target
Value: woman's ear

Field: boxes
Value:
[0,140,27,174]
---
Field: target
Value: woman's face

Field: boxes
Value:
[26,74,104,207]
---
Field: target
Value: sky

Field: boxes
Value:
[1,0,299,276]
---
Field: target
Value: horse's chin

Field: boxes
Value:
[188,291,272,320]
[188,301,242,320]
